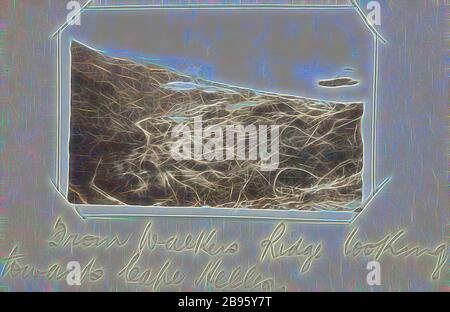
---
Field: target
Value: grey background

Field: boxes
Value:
[0,0,448,292]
